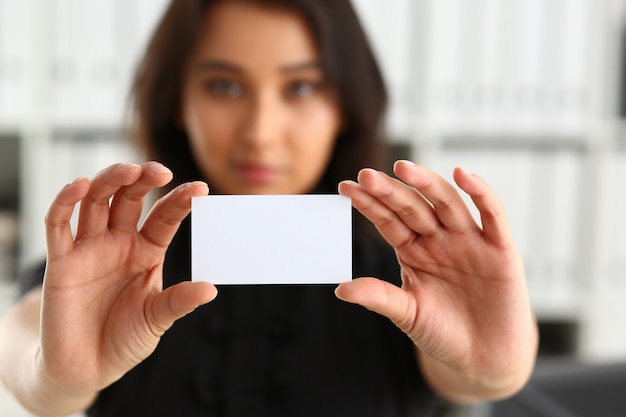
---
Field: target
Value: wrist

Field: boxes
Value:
[418,321,538,404]
[31,347,98,416]
[419,352,534,404]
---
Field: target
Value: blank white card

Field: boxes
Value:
[191,195,352,285]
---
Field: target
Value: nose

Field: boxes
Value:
[241,90,284,148]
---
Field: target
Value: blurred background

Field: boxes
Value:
[1,0,626,416]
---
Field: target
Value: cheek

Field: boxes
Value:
[300,105,341,153]
[185,116,212,167]
[184,101,236,155]
[182,108,233,183]
[293,107,340,177]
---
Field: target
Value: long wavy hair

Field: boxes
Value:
[130,0,389,196]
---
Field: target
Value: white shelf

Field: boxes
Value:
[1,0,626,361]
[355,0,626,360]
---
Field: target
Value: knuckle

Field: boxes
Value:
[158,214,179,227]
[396,203,418,219]
[123,191,145,204]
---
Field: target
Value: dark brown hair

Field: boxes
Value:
[131,0,389,193]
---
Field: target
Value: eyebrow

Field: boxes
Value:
[195,60,244,74]
[279,61,323,73]
[194,59,323,74]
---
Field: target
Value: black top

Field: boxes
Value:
[20,218,438,417]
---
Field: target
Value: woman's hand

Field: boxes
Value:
[337,160,537,403]
[40,162,217,397]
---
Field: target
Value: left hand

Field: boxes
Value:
[337,160,537,401]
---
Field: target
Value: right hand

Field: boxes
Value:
[39,162,217,397]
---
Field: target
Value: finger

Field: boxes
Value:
[45,177,90,259]
[140,181,209,248]
[145,281,218,337]
[356,168,441,236]
[109,162,173,233]
[453,167,513,248]
[335,277,417,338]
[393,160,478,234]
[339,180,416,248]
[76,163,142,239]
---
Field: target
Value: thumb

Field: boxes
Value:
[335,277,417,335]
[145,281,218,337]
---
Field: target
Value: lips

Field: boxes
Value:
[235,162,281,184]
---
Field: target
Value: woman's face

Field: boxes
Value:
[181,1,342,195]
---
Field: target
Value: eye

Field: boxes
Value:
[285,81,317,98]
[205,79,243,98]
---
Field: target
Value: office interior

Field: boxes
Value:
[1,0,625,416]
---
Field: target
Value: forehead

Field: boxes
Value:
[191,1,320,66]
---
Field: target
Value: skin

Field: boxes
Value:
[0,2,537,416]
[0,163,217,416]
[336,161,538,402]
[181,2,342,195]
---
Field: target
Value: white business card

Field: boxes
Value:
[191,195,352,285]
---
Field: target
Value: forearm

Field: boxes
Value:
[0,288,96,417]
[418,320,539,404]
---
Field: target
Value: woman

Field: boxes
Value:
[0,1,538,416]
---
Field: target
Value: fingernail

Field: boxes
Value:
[66,177,86,187]
[151,162,172,175]
[359,167,378,177]
[116,163,139,172]
[456,166,474,175]
[334,284,346,301]
[395,160,415,167]
[185,181,209,194]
